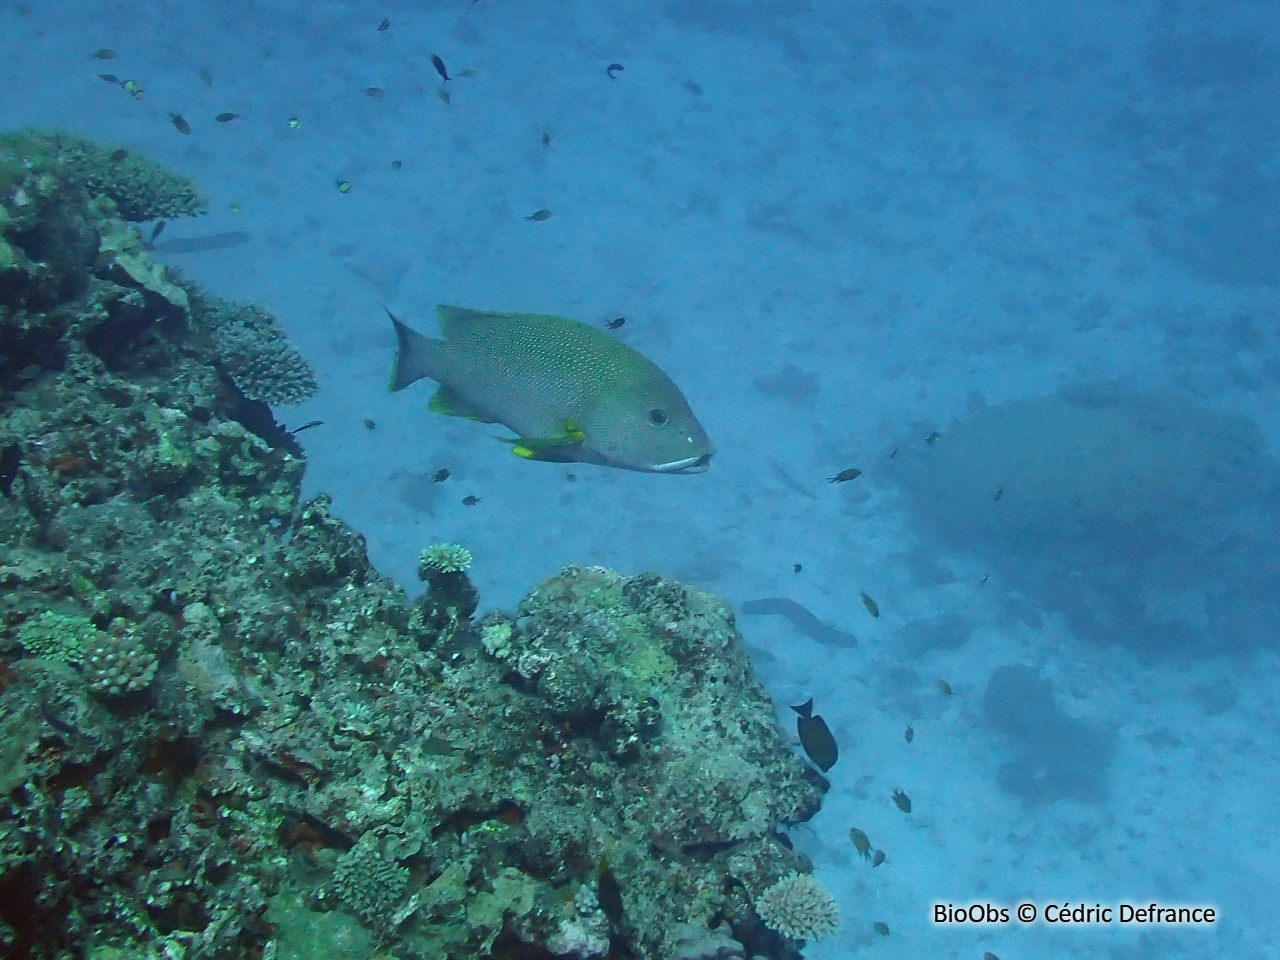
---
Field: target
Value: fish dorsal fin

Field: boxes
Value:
[436,304,513,338]
[429,385,496,423]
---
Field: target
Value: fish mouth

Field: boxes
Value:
[653,452,712,474]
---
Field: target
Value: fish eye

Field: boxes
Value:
[647,408,668,426]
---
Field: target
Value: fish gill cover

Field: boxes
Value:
[0,133,832,960]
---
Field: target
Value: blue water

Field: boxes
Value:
[6,1,1278,957]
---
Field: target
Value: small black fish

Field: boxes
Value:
[525,209,552,222]
[871,849,886,867]
[793,563,802,573]
[860,591,880,618]
[597,858,624,927]
[791,698,838,772]
[992,487,1003,501]
[431,53,451,81]
[892,788,911,813]
[462,494,480,506]
[685,79,703,95]
[828,468,861,483]
[606,62,624,79]
[169,112,191,134]
[41,700,82,737]
[904,721,914,743]
[888,446,898,458]
[363,419,377,430]
[365,87,385,98]
[873,921,890,936]
[145,220,166,249]
[377,17,390,31]
[391,159,402,169]
[925,431,940,444]
[99,72,120,84]
[215,112,240,122]
[91,48,115,60]
[290,420,324,436]
[432,468,450,483]
[540,132,551,146]
[109,147,128,163]
[606,316,626,329]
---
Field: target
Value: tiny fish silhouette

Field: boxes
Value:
[791,699,838,772]
[432,54,451,81]
[525,209,552,222]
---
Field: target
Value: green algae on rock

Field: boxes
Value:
[0,132,833,960]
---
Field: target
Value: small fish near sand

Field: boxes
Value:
[386,305,713,473]
[791,698,838,772]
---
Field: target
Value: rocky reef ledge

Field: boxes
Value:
[0,131,832,960]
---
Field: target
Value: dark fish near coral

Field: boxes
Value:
[169,112,190,134]
[860,591,879,618]
[848,827,872,861]
[144,220,165,249]
[740,598,856,648]
[109,148,128,163]
[387,305,713,473]
[290,420,324,436]
[597,858,624,926]
[606,317,626,329]
[892,788,911,813]
[431,53,451,81]
[791,698,838,772]
[828,468,861,483]
[606,62,624,79]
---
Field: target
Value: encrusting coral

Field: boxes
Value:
[0,131,836,960]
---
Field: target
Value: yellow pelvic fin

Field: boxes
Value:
[506,422,586,461]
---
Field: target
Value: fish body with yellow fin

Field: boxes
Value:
[387,305,713,473]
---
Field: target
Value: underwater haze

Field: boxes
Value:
[3,0,1279,958]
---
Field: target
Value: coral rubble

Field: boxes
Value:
[1,131,832,960]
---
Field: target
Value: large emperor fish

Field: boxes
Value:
[386,305,713,473]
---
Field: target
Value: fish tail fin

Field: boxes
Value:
[386,307,445,392]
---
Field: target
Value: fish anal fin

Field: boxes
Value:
[429,385,496,422]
